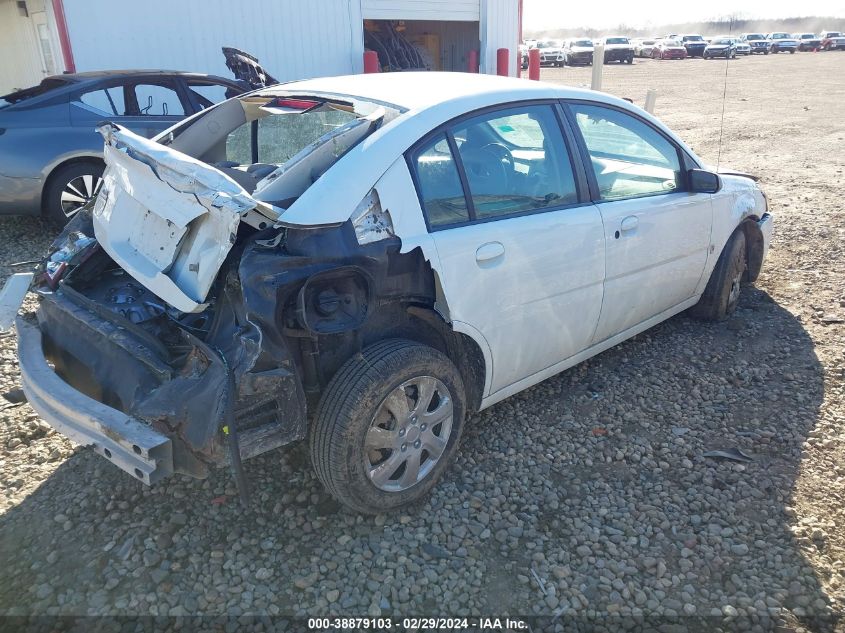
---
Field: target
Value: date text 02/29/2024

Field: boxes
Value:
[307,617,529,630]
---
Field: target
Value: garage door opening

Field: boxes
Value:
[364,20,480,72]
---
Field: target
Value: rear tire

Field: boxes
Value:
[309,339,466,514]
[689,230,747,321]
[43,161,104,226]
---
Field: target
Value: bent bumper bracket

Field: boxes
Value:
[16,317,174,484]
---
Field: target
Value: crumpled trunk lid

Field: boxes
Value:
[93,123,273,313]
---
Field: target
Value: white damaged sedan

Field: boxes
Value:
[17,72,772,513]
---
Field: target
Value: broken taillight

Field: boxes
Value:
[269,98,320,111]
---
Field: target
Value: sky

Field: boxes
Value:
[522,0,845,31]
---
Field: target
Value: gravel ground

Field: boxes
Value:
[1,53,844,631]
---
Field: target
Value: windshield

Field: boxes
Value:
[642,40,656,45]
[537,40,557,48]
[746,34,765,40]
[606,37,629,44]
[799,34,814,39]
[683,35,704,41]
[573,40,593,46]
[712,39,732,45]
[663,40,682,46]
[0,77,71,110]
[771,33,790,39]
[827,32,841,37]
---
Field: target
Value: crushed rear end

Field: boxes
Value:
[17,90,400,485]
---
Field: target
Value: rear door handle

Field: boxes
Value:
[475,241,505,264]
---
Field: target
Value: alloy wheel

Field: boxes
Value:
[364,376,453,492]
[60,174,103,218]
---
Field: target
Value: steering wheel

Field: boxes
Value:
[460,143,515,193]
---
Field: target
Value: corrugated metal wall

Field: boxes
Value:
[480,0,519,76]
[0,0,52,94]
[62,0,365,82]
[362,0,479,21]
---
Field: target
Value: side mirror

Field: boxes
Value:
[689,168,721,193]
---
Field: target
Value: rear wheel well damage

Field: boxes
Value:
[292,278,486,416]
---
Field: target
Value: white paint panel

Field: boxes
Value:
[0,1,52,94]
[480,0,519,76]
[362,0,479,21]
[62,0,364,82]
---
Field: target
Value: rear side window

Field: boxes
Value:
[80,87,126,116]
[412,134,471,227]
[570,104,683,201]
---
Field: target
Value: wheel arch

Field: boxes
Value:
[41,155,105,213]
[352,302,488,414]
[739,216,765,282]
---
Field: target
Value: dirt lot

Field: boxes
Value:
[1,52,844,630]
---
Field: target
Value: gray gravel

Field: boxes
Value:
[1,54,844,630]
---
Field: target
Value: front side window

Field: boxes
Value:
[571,103,683,201]
[412,134,471,227]
[451,105,578,220]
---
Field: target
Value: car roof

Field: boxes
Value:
[51,70,240,83]
[263,71,596,112]
[261,72,705,227]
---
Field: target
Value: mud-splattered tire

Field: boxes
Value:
[309,339,465,514]
[690,230,747,321]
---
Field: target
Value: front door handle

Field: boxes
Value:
[620,215,639,233]
[475,241,505,264]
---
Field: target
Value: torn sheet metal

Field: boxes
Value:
[93,124,272,313]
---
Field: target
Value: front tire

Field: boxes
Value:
[309,339,466,514]
[690,230,747,321]
[43,161,104,225]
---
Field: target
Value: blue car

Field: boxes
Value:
[0,68,250,223]
[766,32,800,54]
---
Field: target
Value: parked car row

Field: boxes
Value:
[520,29,844,70]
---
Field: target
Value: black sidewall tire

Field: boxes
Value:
[44,161,104,226]
[310,339,466,514]
[690,230,747,321]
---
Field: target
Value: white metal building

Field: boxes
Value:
[0,0,522,95]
